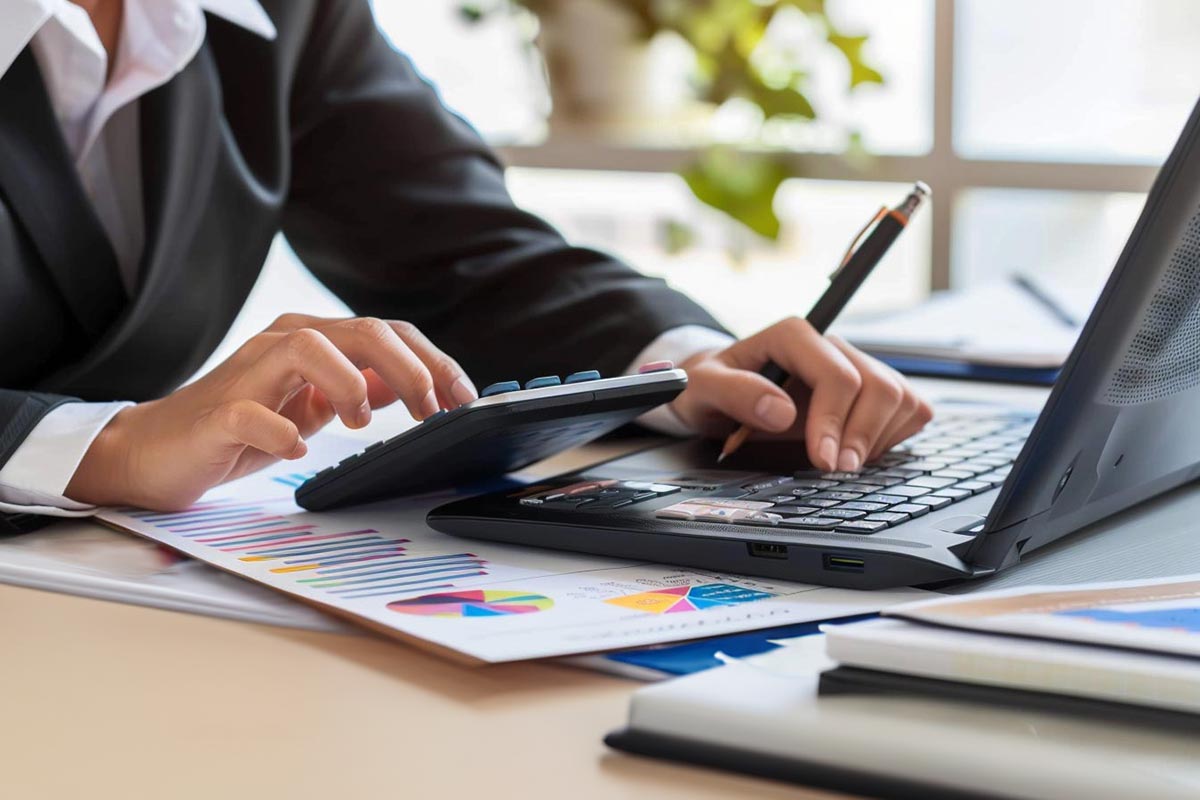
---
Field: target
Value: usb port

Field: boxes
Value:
[823,554,865,573]
[748,542,788,559]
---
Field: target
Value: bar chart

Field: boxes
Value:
[124,500,488,601]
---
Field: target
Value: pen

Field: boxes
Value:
[718,181,931,464]
[1012,273,1080,328]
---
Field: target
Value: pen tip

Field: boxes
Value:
[716,452,728,464]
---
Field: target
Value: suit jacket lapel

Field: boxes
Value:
[42,44,232,399]
[0,48,125,340]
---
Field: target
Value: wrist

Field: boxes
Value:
[64,404,138,506]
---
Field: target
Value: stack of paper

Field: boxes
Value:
[821,575,1200,717]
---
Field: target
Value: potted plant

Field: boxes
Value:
[463,0,884,244]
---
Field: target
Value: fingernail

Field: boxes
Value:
[291,438,308,459]
[356,401,371,428]
[818,436,839,470]
[450,375,478,406]
[421,390,440,419]
[838,448,862,472]
[754,395,793,431]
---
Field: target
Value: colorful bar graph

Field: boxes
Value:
[125,500,488,602]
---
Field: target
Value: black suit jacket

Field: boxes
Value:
[0,0,722,517]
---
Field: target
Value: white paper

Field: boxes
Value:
[98,451,928,663]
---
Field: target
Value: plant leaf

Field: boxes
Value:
[681,147,789,240]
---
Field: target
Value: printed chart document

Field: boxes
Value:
[98,437,926,664]
[886,573,1200,656]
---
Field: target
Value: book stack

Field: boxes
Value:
[820,575,1200,728]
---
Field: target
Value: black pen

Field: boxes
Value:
[718,181,931,463]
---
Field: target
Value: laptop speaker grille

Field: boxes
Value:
[1104,208,1200,405]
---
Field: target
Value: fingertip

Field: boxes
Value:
[815,435,839,471]
[289,438,308,460]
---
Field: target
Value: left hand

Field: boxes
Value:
[669,317,933,472]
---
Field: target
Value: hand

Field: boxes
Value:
[66,314,478,510]
[669,317,933,472]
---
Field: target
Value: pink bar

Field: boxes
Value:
[637,360,674,374]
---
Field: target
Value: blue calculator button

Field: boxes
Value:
[524,376,562,390]
[481,380,521,397]
[564,370,601,384]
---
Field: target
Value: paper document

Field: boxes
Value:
[834,279,1092,368]
[887,573,1200,658]
[99,442,927,664]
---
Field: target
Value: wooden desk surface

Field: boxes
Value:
[0,582,850,800]
[0,437,851,800]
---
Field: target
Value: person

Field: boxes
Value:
[0,0,932,521]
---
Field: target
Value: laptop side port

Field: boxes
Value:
[747,542,788,559]
[823,554,865,573]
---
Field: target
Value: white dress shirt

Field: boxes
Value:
[0,0,732,517]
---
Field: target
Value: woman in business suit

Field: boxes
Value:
[0,0,930,520]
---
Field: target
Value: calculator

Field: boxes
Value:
[294,364,687,511]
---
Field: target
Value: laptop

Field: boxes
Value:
[427,93,1200,590]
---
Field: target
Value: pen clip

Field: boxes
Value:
[831,206,887,280]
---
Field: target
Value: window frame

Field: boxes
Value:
[496,0,1161,291]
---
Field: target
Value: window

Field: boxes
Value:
[368,1,1200,323]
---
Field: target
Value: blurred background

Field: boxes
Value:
[213,0,1200,366]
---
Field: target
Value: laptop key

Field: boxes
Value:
[837,501,889,512]
[931,469,974,480]
[890,503,930,517]
[872,468,924,479]
[907,476,957,489]
[931,488,972,499]
[777,505,820,516]
[855,475,904,487]
[889,485,933,498]
[861,493,908,505]
[817,508,867,520]
[912,495,953,509]
[865,511,909,524]
[810,491,864,501]
[792,479,840,490]
[806,498,843,508]
[837,520,889,534]
[956,480,992,494]
[834,483,883,495]
[777,516,842,529]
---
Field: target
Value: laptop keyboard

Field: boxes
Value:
[516,412,1035,536]
[653,412,1035,534]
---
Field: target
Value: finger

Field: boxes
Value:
[277,385,336,439]
[238,328,372,428]
[877,394,935,457]
[687,361,798,434]
[828,338,907,470]
[728,318,862,471]
[387,321,477,408]
[319,319,440,419]
[267,315,475,411]
[207,399,307,460]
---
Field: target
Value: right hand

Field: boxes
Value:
[65,314,478,511]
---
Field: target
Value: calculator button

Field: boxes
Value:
[564,370,602,384]
[865,511,909,525]
[424,409,448,422]
[890,503,930,517]
[637,360,674,374]
[912,495,953,510]
[818,508,867,520]
[524,376,562,390]
[777,517,841,530]
[481,380,520,397]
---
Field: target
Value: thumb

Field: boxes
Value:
[692,363,798,434]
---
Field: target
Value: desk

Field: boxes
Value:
[0,438,852,800]
[0,380,1049,799]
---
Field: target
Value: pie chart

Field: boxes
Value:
[388,589,554,617]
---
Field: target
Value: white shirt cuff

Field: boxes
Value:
[625,325,736,437]
[0,401,132,517]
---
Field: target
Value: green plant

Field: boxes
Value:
[462,0,884,244]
